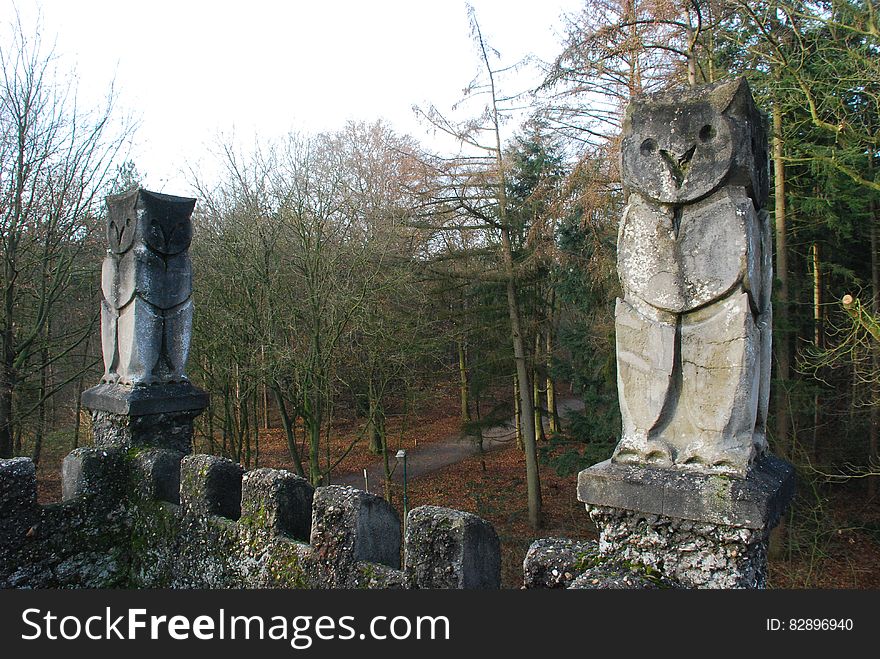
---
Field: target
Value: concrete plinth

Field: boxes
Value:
[577,455,795,588]
[82,382,208,454]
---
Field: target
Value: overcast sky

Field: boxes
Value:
[3,0,583,196]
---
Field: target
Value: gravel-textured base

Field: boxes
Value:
[587,504,769,588]
[91,409,202,453]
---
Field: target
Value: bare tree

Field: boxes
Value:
[414,7,546,528]
[192,122,426,487]
[539,0,723,149]
[0,14,131,458]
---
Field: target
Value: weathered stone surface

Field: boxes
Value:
[2,449,503,590]
[310,485,401,571]
[587,505,770,588]
[241,468,314,541]
[405,505,500,589]
[614,298,675,466]
[82,381,209,416]
[2,456,130,588]
[613,78,772,478]
[100,188,196,386]
[0,457,37,513]
[618,188,763,315]
[522,537,599,589]
[53,551,123,587]
[61,448,127,503]
[130,448,184,503]
[621,78,768,205]
[0,458,39,568]
[568,560,678,589]
[578,455,794,529]
[89,407,203,453]
[180,454,244,520]
[674,292,761,469]
[355,562,409,589]
[83,380,208,456]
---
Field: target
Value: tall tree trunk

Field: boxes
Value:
[272,385,304,477]
[0,265,14,458]
[261,345,270,430]
[812,242,821,457]
[308,418,321,486]
[769,101,791,559]
[624,0,642,95]
[31,320,50,467]
[546,377,559,435]
[379,411,391,503]
[545,307,560,434]
[457,340,471,425]
[324,402,333,485]
[501,229,542,528]
[473,12,541,527]
[205,401,215,454]
[0,365,13,458]
[233,364,243,463]
[221,384,230,457]
[686,26,697,86]
[870,179,879,498]
[368,379,383,455]
[533,330,546,444]
[241,382,251,470]
[306,389,323,487]
[305,319,325,486]
[812,243,822,348]
[473,394,486,471]
[513,374,523,450]
[533,372,544,443]
[772,104,791,458]
[72,390,83,450]
[253,389,260,468]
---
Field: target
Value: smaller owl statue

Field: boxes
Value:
[100,188,196,387]
[611,78,771,478]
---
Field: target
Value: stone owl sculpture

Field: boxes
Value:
[100,188,196,386]
[612,78,771,478]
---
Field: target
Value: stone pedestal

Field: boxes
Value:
[82,382,208,454]
[577,455,794,588]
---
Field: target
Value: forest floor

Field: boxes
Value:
[32,385,880,589]
[333,397,585,489]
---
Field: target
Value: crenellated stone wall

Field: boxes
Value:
[0,449,501,589]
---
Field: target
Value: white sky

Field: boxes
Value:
[2,0,583,196]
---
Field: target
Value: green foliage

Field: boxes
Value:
[554,216,620,434]
[537,188,621,476]
[539,433,616,477]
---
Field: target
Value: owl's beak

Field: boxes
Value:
[677,145,697,168]
[660,145,697,188]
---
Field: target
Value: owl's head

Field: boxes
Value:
[105,188,196,255]
[621,78,768,206]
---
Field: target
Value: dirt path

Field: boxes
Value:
[332,397,585,494]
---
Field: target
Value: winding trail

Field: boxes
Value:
[332,397,585,494]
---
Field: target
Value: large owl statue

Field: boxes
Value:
[100,188,196,386]
[612,78,771,478]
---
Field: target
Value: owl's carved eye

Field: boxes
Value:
[699,124,716,142]
[640,138,658,156]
